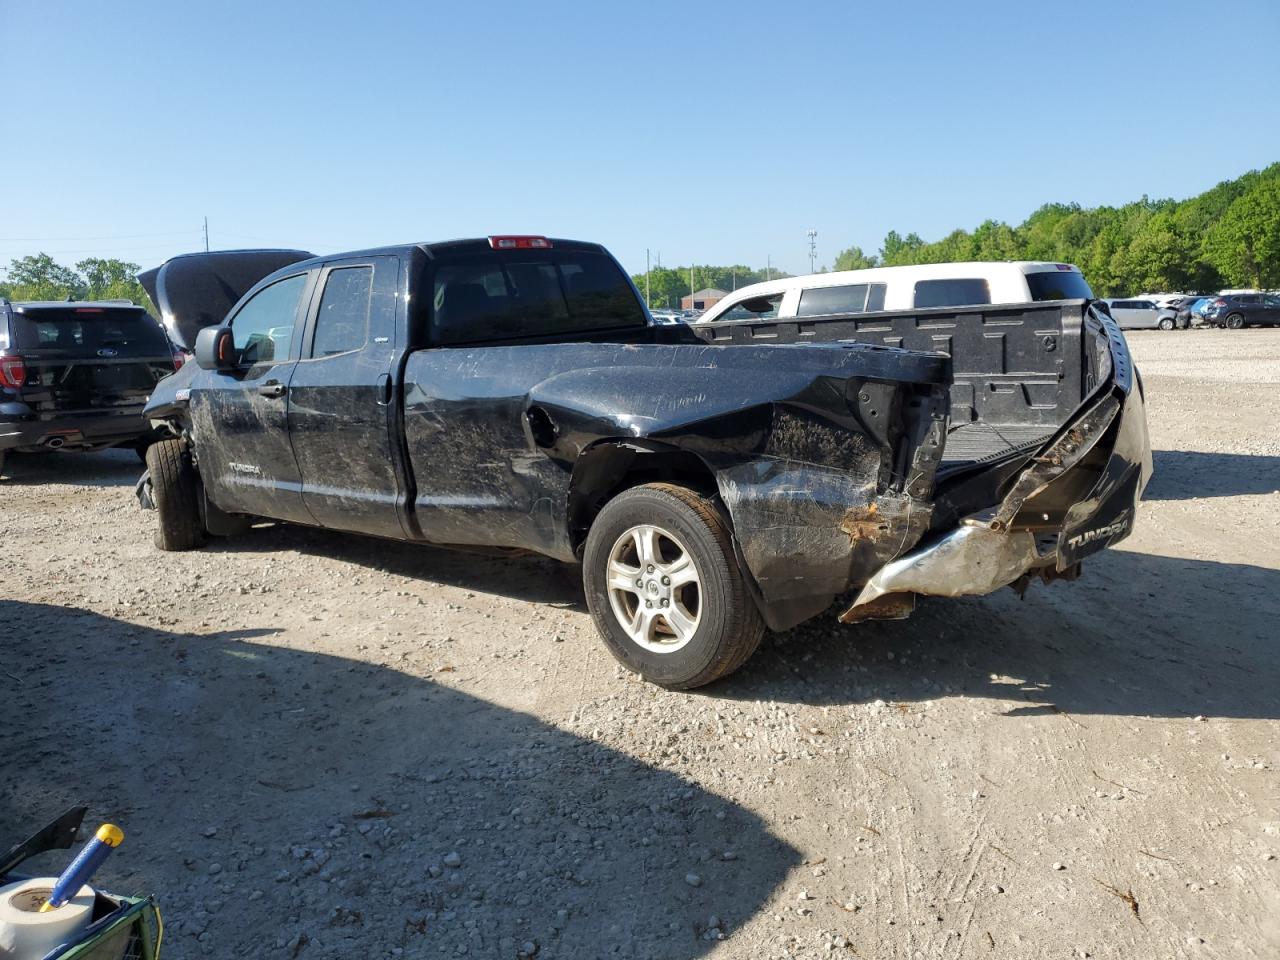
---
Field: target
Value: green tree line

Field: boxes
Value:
[0,253,155,309]
[833,162,1280,295]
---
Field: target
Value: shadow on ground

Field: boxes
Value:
[1144,449,1280,500]
[0,447,141,488]
[0,603,798,959]
[212,524,588,612]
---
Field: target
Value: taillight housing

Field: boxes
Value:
[171,347,186,371]
[0,354,27,388]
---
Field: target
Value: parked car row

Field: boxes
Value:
[1102,299,1185,331]
[1108,292,1280,331]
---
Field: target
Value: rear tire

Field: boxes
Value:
[146,439,207,551]
[1226,313,1245,330]
[582,482,765,689]
[0,450,6,477]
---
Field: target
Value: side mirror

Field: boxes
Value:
[194,325,236,371]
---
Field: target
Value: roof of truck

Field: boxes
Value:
[715,260,1081,298]
[279,237,610,269]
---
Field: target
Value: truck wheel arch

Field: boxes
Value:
[566,440,723,556]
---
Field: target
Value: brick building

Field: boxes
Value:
[680,288,729,312]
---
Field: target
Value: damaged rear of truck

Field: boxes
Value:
[687,298,1151,628]
[138,240,1150,688]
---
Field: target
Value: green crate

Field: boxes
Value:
[42,892,163,960]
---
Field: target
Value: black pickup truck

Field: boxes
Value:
[137,237,1151,688]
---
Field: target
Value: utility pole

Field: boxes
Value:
[203,216,209,252]
[807,229,817,274]
[767,254,772,282]
[732,268,736,291]
[646,248,651,307]
[690,265,695,311]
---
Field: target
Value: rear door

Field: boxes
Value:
[286,256,406,538]
[404,241,649,549]
[1237,294,1262,323]
[188,270,317,523]
[10,306,173,437]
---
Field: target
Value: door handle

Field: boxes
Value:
[375,373,392,406]
[258,381,286,398]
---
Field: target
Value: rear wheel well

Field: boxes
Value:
[567,442,721,556]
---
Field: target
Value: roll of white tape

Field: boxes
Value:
[0,878,94,960]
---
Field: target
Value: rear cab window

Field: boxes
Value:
[1024,270,1094,301]
[430,246,646,344]
[913,279,992,309]
[12,307,169,356]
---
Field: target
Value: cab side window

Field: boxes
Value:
[312,266,373,357]
[913,279,991,309]
[796,283,887,316]
[231,274,307,365]
[717,292,784,321]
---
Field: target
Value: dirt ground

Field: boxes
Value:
[2,328,1277,960]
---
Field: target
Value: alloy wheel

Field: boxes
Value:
[605,523,702,653]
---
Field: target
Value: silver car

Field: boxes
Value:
[1105,298,1181,330]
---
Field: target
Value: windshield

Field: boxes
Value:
[12,307,170,356]
[1025,271,1094,301]
[431,248,646,344]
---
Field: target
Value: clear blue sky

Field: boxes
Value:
[2,0,1278,277]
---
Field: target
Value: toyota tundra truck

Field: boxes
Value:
[136,237,1151,688]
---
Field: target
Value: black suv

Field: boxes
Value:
[1203,293,1280,329]
[0,299,179,474]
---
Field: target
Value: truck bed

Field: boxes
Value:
[681,300,1092,472]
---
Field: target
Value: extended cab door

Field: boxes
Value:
[188,269,318,524]
[286,256,406,538]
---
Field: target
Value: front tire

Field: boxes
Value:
[146,439,207,551]
[582,483,765,689]
[1225,313,1245,330]
[1158,317,1174,330]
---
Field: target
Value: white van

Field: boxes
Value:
[695,261,1094,323]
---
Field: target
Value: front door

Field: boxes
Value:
[188,270,317,524]
[286,256,406,538]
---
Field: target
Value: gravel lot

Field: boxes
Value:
[2,328,1278,959]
